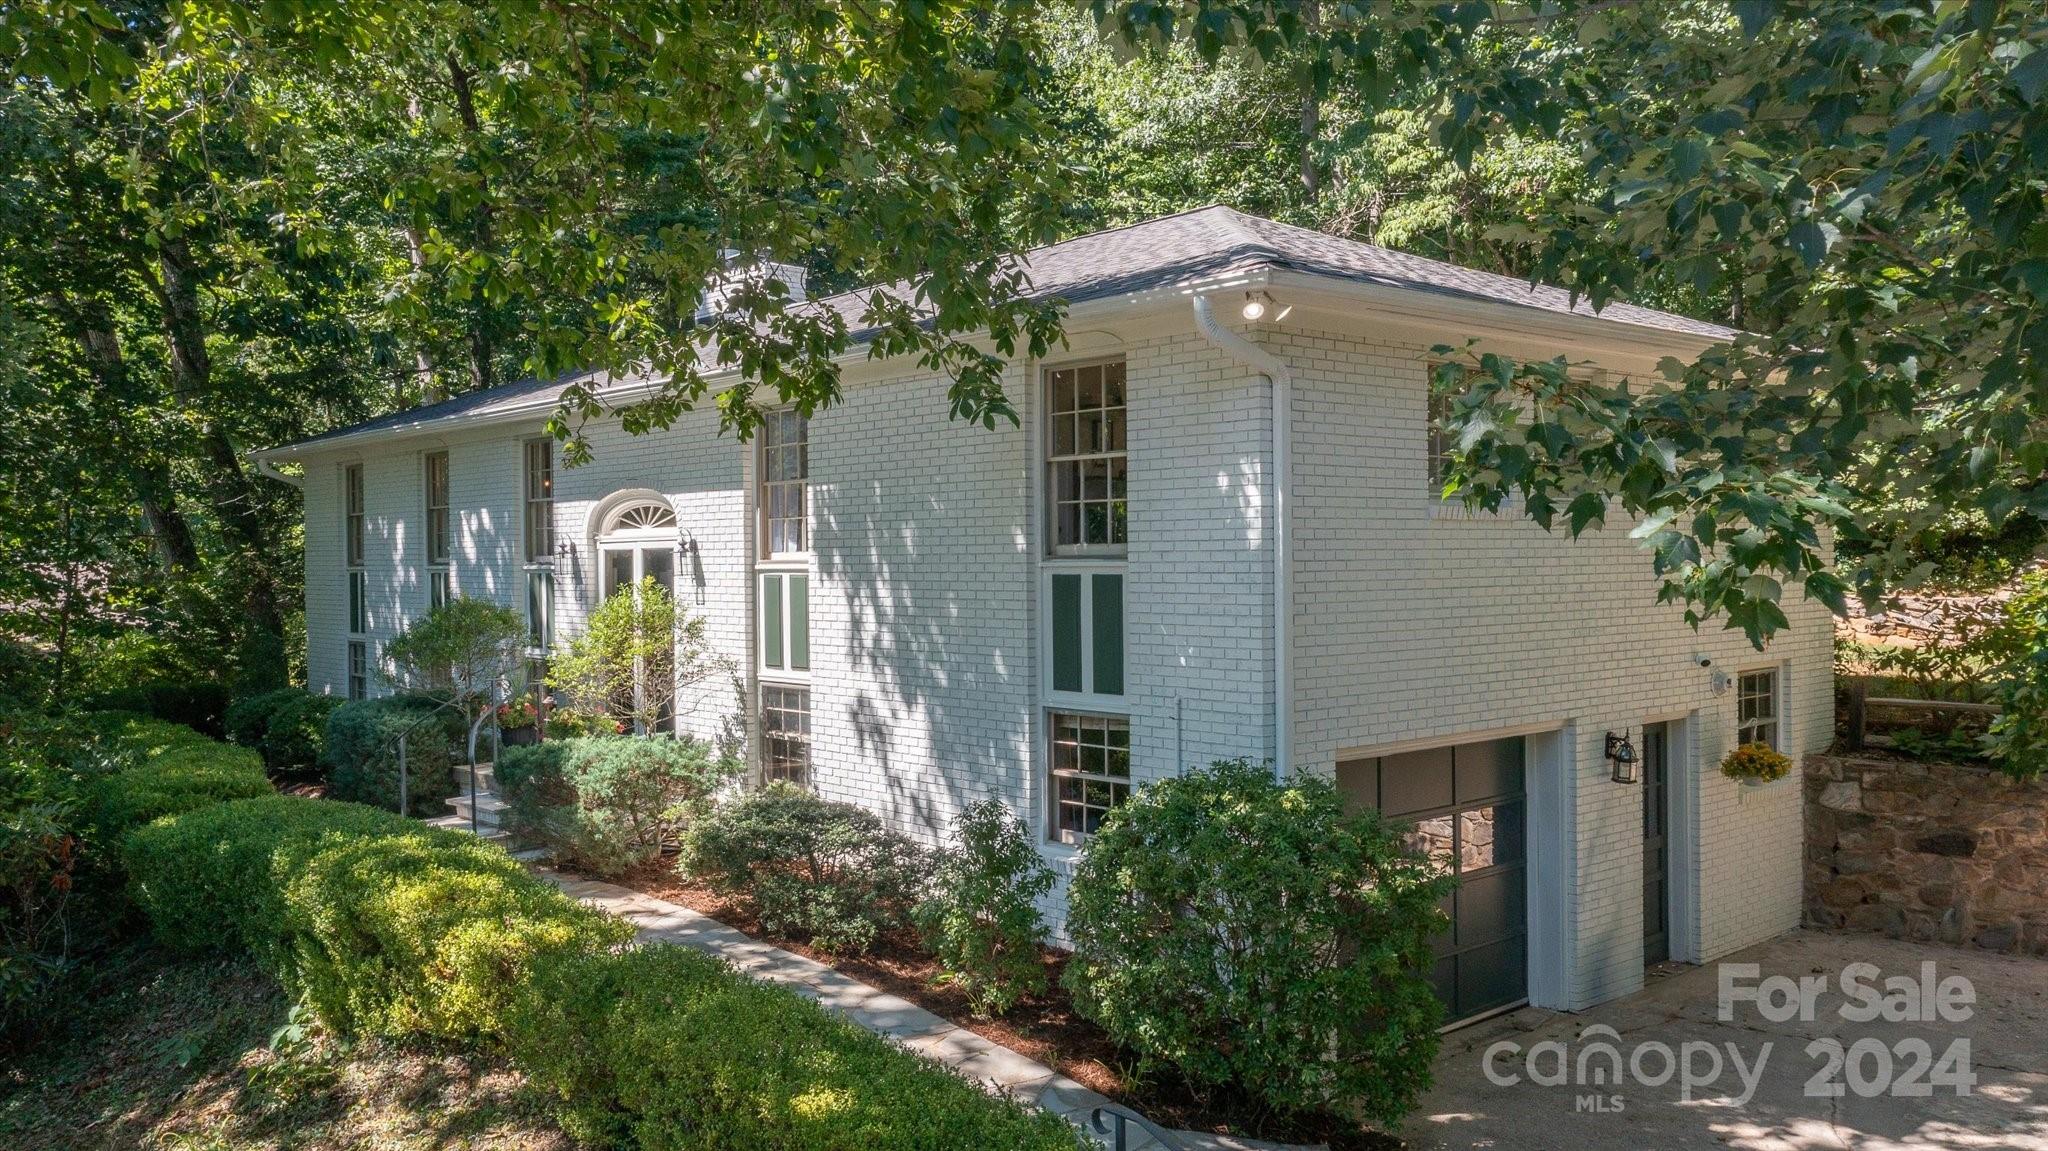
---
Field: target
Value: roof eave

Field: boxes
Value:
[1262,267,1735,360]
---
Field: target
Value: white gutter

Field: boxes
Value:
[1190,294,1291,782]
[255,458,303,488]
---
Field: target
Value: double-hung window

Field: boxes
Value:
[425,451,451,609]
[1737,669,1781,750]
[1046,360,1126,553]
[760,410,808,558]
[761,684,810,784]
[347,639,367,701]
[1049,712,1130,843]
[757,410,811,784]
[1041,359,1130,841]
[344,463,368,694]
[522,439,554,656]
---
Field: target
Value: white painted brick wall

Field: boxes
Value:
[294,308,1829,1012]
[1274,319,1831,1008]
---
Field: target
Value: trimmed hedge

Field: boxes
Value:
[323,696,459,815]
[509,944,1079,1151]
[126,794,631,1039]
[225,688,342,774]
[81,715,273,851]
[123,781,1078,1147]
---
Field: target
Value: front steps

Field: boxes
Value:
[425,762,511,842]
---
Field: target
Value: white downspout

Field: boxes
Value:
[1191,295,1291,782]
[255,458,303,488]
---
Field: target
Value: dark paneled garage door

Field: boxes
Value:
[1337,737,1527,1023]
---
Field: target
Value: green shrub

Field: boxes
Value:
[498,735,737,875]
[323,697,458,815]
[283,830,631,1037]
[122,794,410,961]
[224,691,281,749]
[226,688,342,774]
[1064,759,1453,1125]
[913,800,1053,1017]
[83,737,272,851]
[125,793,630,1039]
[82,680,230,738]
[506,944,1079,1151]
[678,784,927,953]
[0,708,100,1038]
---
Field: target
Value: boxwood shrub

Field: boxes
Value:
[497,735,737,875]
[225,688,342,774]
[1063,758,1455,1125]
[323,696,459,815]
[507,944,1079,1151]
[82,721,273,850]
[125,793,631,1039]
[678,783,928,953]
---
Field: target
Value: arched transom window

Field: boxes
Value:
[598,500,678,600]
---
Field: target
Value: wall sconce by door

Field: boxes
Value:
[1606,730,1640,784]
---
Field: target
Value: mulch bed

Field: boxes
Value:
[608,857,1405,1150]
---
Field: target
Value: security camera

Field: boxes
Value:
[1692,653,1714,669]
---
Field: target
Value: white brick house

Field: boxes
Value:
[255,207,1833,1021]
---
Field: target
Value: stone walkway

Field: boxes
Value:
[540,870,1302,1151]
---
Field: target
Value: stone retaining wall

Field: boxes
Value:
[1806,752,2048,954]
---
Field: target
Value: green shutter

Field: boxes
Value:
[1051,573,1083,693]
[1091,572,1123,695]
[762,574,784,670]
[789,575,809,671]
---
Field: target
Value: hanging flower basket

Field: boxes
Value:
[1720,742,1793,785]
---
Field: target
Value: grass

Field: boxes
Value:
[0,945,567,1151]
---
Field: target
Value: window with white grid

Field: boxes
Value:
[424,450,450,567]
[523,439,553,562]
[1049,711,1131,842]
[760,410,808,557]
[1046,360,1127,554]
[762,684,810,785]
[344,462,365,567]
[347,640,367,701]
[1737,669,1780,750]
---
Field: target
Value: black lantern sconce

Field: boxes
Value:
[1605,730,1640,784]
[555,539,578,561]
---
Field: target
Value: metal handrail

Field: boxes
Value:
[369,697,468,818]
[1087,1104,1183,1151]
[371,678,521,829]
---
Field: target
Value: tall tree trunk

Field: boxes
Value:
[403,223,446,402]
[150,237,286,639]
[54,292,203,572]
[1298,0,1323,200]
[446,53,497,394]
[403,94,446,403]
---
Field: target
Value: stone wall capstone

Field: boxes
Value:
[1806,752,2048,955]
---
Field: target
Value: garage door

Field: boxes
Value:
[1337,737,1527,1023]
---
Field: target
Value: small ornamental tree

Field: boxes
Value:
[382,598,528,766]
[1063,758,1454,1125]
[550,578,714,736]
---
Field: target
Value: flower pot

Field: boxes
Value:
[502,724,540,746]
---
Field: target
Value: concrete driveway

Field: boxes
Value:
[1407,931,2048,1150]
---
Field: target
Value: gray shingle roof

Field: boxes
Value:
[265,205,1731,454]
